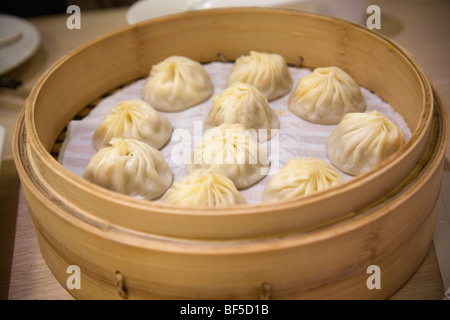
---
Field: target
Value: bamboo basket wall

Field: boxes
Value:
[13,8,448,299]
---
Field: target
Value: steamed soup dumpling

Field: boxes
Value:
[92,99,172,150]
[288,66,366,124]
[83,138,172,200]
[227,51,293,101]
[161,169,247,207]
[204,82,279,141]
[263,158,345,203]
[326,110,406,176]
[187,123,270,189]
[141,55,214,112]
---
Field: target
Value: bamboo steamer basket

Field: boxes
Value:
[13,8,448,299]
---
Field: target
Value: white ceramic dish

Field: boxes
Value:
[0,14,40,75]
[126,0,368,25]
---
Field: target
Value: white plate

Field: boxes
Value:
[126,0,368,25]
[0,14,41,75]
[126,0,304,24]
[126,0,192,24]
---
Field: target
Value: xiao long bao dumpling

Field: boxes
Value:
[262,158,344,203]
[204,82,279,142]
[161,169,247,207]
[141,55,214,112]
[187,123,270,189]
[83,138,173,200]
[326,110,406,176]
[288,66,366,124]
[92,99,172,150]
[227,51,293,101]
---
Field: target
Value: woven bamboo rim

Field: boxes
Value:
[17,8,435,241]
[12,86,447,299]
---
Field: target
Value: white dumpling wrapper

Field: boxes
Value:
[92,99,172,150]
[326,110,406,176]
[161,168,247,207]
[83,138,173,200]
[288,66,367,124]
[141,55,214,112]
[187,123,271,189]
[262,158,344,203]
[204,82,279,142]
[227,51,293,101]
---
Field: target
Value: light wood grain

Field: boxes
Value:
[7,187,74,300]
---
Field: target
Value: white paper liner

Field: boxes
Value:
[58,61,412,205]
